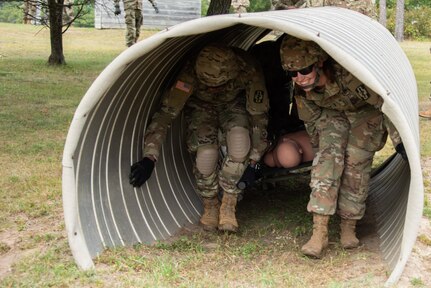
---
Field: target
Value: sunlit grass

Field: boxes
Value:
[400,41,431,103]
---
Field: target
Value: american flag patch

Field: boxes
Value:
[175,80,192,93]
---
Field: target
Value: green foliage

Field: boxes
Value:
[72,1,95,27]
[404,7,431,40]
[0,1,23,24]
[385,6,431,40]
[201,0,209,15]
[249,0,271,12]
[377,0,431,9]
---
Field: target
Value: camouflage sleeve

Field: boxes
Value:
[294,0,307,8]
[350,80,402,147]
[143,65,195,160]
[244,61,269,162]
[114,0,120,6]
[383,116,402,147]
[343,69,384,108]
[343,70,401,147]
[305,0,325,7]
[294,94,322,148]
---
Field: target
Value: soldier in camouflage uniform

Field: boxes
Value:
[231,0,250,13]
[129,43,269,233]
[114,0,143,47]
[272,0,377,19]
[63,0,74,25]
[114,0,158,47]
[279,36,404,258]
[23,0,37,24]
[271,0,307,10]
[308,0,377,18]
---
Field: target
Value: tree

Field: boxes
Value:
[21,0,91,65]
[206,0,232,16]
[379,0,387,27]
[394,0,405,41]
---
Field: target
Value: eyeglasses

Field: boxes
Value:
[286,64,315,77]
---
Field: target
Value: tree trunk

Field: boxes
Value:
[48,0,66,65]
[206,0,232,16]
[394,0,404,42]
[379,0,387,27]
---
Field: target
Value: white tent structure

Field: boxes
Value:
[62,8,423,287]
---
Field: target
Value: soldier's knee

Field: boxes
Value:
[226,127,250,162]
[196,144,219,176]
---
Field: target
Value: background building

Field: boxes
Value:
[94,0,201,29]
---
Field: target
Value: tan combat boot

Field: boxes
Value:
[340,219,360,249]
[419,107,431,119]
[301,214,330,258]
[218,192,238,232]
[199,197,220,231]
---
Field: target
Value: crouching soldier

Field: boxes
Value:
[279,36,404,257]
[129,43,269,232]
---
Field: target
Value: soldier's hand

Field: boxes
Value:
[154,5,159,13]
[129,157,155,187]
[395,143,408,161]
[114,5,121,15]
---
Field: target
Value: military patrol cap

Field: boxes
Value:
[280,36,328,71]
[195,43,239,87]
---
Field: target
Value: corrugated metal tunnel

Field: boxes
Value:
[62,8,423,287]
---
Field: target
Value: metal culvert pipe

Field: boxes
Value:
[62,8,423,286]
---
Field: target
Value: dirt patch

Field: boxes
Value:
[0,213,65,279]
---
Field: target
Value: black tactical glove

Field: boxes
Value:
[114,5,121,15]
[237,164,258,190]
[395,143,408,161]
[129,157,155,187]
[153,5,159,13]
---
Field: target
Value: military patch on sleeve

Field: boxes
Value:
[253,90,264,103]
[175,80,192,93]
[356,84,370,100]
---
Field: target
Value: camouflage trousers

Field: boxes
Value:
[184,97,250,198]
[307,107,387,219]
[124,8,143,47]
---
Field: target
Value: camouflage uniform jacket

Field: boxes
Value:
[295,63,401,147]
[304,0,377,18]
[143,49,269,162]
[114,0,142,10]
[272,0,307,10]
[232,0,250,10]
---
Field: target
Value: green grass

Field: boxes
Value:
[402,41,431,102]
[410,277,426,287]
[0,22,430,287]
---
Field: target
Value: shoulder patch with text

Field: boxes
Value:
[355,84,370,100]
[253,90,264,103]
